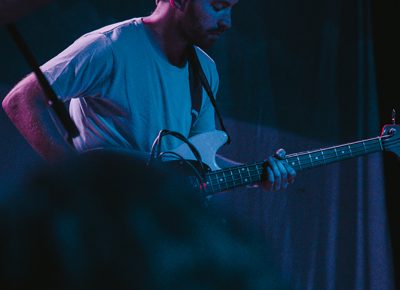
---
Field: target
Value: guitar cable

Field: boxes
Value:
[158,151,205,193]
[147,130,207,193]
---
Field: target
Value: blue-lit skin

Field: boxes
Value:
[177,0,239,49]
[143,0,239,66]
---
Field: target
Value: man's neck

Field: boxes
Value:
[142,5,190,67]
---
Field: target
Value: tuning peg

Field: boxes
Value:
[392,109,397,125]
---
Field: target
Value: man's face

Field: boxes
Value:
[179,0,239,49]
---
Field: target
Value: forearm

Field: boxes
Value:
[2,74,76,162]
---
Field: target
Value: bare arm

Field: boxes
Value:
[2,73,76,162]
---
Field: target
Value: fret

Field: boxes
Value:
[222,170,229,183]
[243,167,250,184]
[296,155,302,170]
[208,171,250,192]
[337,145,351,157]
[218,172,226,187]
[234,168,243,184]
[256,164,263,182]
[362,141,367,152]
[246,167,251,178]
[217,167,246,184]
[250,165,261,183]
[321,150,325,164]
[348,145,353,157]
[334,147,338,159]
[227,171,236,188]
[207,178,216,193]
[213,181,222,191]
[307,153,314,168]
[286,155,299,169]
[229,170,235,181]
[199,135,387,194]
[207,173,217,182]
[378,137,383,151]
[309,150,324,167]
[238,167,245,184]
[321,148,337,161]
[297,154,309,169]
[353,143,367,155]
[207,166,261,191]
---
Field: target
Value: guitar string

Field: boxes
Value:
[208,142,382,177]
[205,143,384,190]
[210,136,390,176]
[208,145,381,181]
[205,136,400,191]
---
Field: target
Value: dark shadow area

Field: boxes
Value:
[209,0,380,144]
[0,151,286,290]
[373,0,400,287]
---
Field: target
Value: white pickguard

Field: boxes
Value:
[163,130,228,171]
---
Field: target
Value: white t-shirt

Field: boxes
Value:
[41,18,219,153]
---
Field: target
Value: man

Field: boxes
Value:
[2,0,295,191]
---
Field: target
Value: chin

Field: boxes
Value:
[193,39,216,50]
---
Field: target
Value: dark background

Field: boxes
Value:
[0,0,399,288]
[373,0,400,287]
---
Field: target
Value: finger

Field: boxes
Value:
[262,167,274,191]
[276,160,288,190]
[275,148,286,159]
[282,162,296,184]
[266,157,281,191]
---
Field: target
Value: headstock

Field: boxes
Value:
[381,109,400,158]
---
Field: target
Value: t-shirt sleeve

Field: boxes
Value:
[41,33,113,101]
[190,57,219,136]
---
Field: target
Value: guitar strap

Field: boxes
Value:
[188,46,231,144]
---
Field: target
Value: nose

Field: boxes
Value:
[218,11,232,31]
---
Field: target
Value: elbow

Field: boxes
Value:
[2,92,17,117]
[2,91,23,121]
[2,74,42,119]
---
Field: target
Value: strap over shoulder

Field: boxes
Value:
[188,46,231,144]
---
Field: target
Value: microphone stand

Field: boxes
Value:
[5,23,79,144]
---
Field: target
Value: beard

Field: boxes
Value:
[179,20,219,49]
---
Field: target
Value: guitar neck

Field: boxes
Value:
[202,135,387,194]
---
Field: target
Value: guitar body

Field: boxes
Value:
[165,130,228,171]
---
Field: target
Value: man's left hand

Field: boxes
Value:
[262,149,296,191]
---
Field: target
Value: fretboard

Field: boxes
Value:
[202,136,386,194]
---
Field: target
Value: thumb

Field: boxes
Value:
[275,148,286,159]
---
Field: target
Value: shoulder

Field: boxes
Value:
[43,18,144,68]
[194,46,219,82]
[87,18,144,45]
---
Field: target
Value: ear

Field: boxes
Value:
[170,0,188,11]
